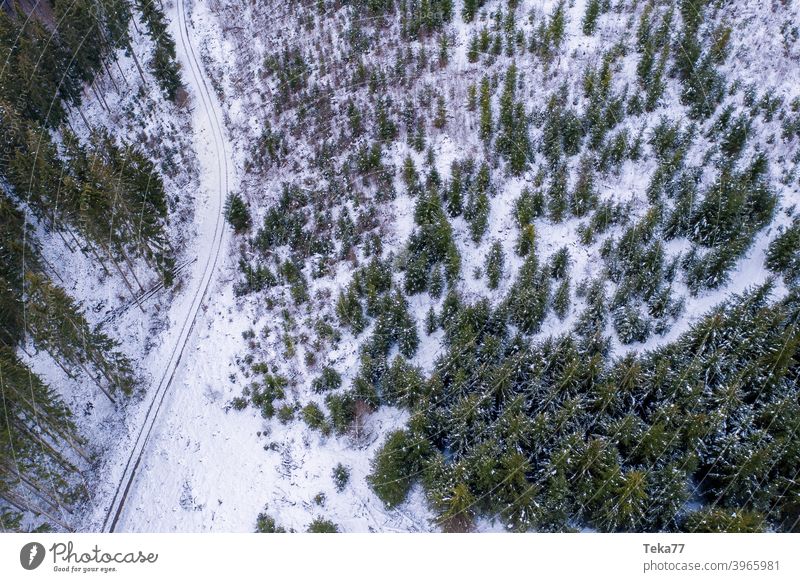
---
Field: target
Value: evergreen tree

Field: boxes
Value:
[369,429,431,507]
[547,164,569,223]
[225,194,252,233]
[478,76,493,142]
[485,240,505,289]
[582,0,602,36]
[496,63,530,174]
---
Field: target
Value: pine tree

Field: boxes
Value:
[553,277,571,319]
[505,253,550,333]
[496,63,530,174]
[571,156,597,217]
[479,76,493,142]
[582,0,601,36]
[547,164,569,223]
[136,1,183,100]
[765,219,800,282]
[225,194,252,233]
[485,240,505,289]
[369,429,431,507]
[433,94,447,129]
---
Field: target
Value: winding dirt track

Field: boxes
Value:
[101,0,230,532]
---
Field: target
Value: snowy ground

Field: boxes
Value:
[73,0,434,533]
[19,0,800,533]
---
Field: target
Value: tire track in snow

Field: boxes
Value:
[100,0,230,532]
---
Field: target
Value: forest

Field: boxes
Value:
[1,0,799,533]
[219,0,800,532]
[0,0,181,530]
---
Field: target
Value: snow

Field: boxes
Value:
[14,0,800,533]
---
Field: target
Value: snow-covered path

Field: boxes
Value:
[83,0,234,531]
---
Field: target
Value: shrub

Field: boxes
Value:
[307,517,339,533]
[332,463,351,492]
[312,366,343,393]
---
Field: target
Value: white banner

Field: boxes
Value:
[1,533,798,581]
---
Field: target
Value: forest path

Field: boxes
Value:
[96,0,230,532]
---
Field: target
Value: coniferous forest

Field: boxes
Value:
[2,0,800,534]
[1,0,182,530]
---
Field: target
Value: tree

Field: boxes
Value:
[547,164,569,223]
[505,253,550,333]
[312,366,342,393]
[301,402,328,433]
[479,76,493,142]
[485,240,505,289]
[433,94,447,129]
[307,517,339,532]
[582,0,601,36]
[225,194,252,233]
[553,277,571,319]
[256,511,286,533]
[462,0,486,23]
[332,463,350,492]
[136,0,183,100]
[496,63,530,174]
[571,156,597,217]
[369,429,430,507]
[765,219,800,282]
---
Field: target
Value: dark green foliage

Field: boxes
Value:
[553,277,571,319]
[547,164,569,223]
[256,511,286,533]
[516,224,536,257]
[136,1,183,101]
[25,273,138,397]
[765,219,800,283]
[325,391,357,435]
[404,188,460,293]
[681,509,765,533]
[0,346,86,524]
[496,63,530,174]
[541,95,583,166]
[301,402,328,433]
[571,156,597,217]
[479,76,493,142]
[336,285,367,334]
[376,96,398,141]
[0,1,130,127]
[465,164,492,244]
[400,0,454,39]
[332,463,351,492]
[684,156,777,290]
[549,247,571,280]
[462,0,487,23]
[673,0,726,119]
[225,194,252,233]
[365,291,420,358]
[582,0,601,36]
[312,366,343,393]
[505,253,550,333]
[425,306,438,334]
[255,185,309,250]
[382,356,426,408]
[383,281,800,531]
[485,240,505,289]
[307,517,339,533]
[265,47,309,105]
[369,429,431,507]
[248,373,288,419]
[514,187,544,226]
[277,404,295,424]
[0,194,29,346]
